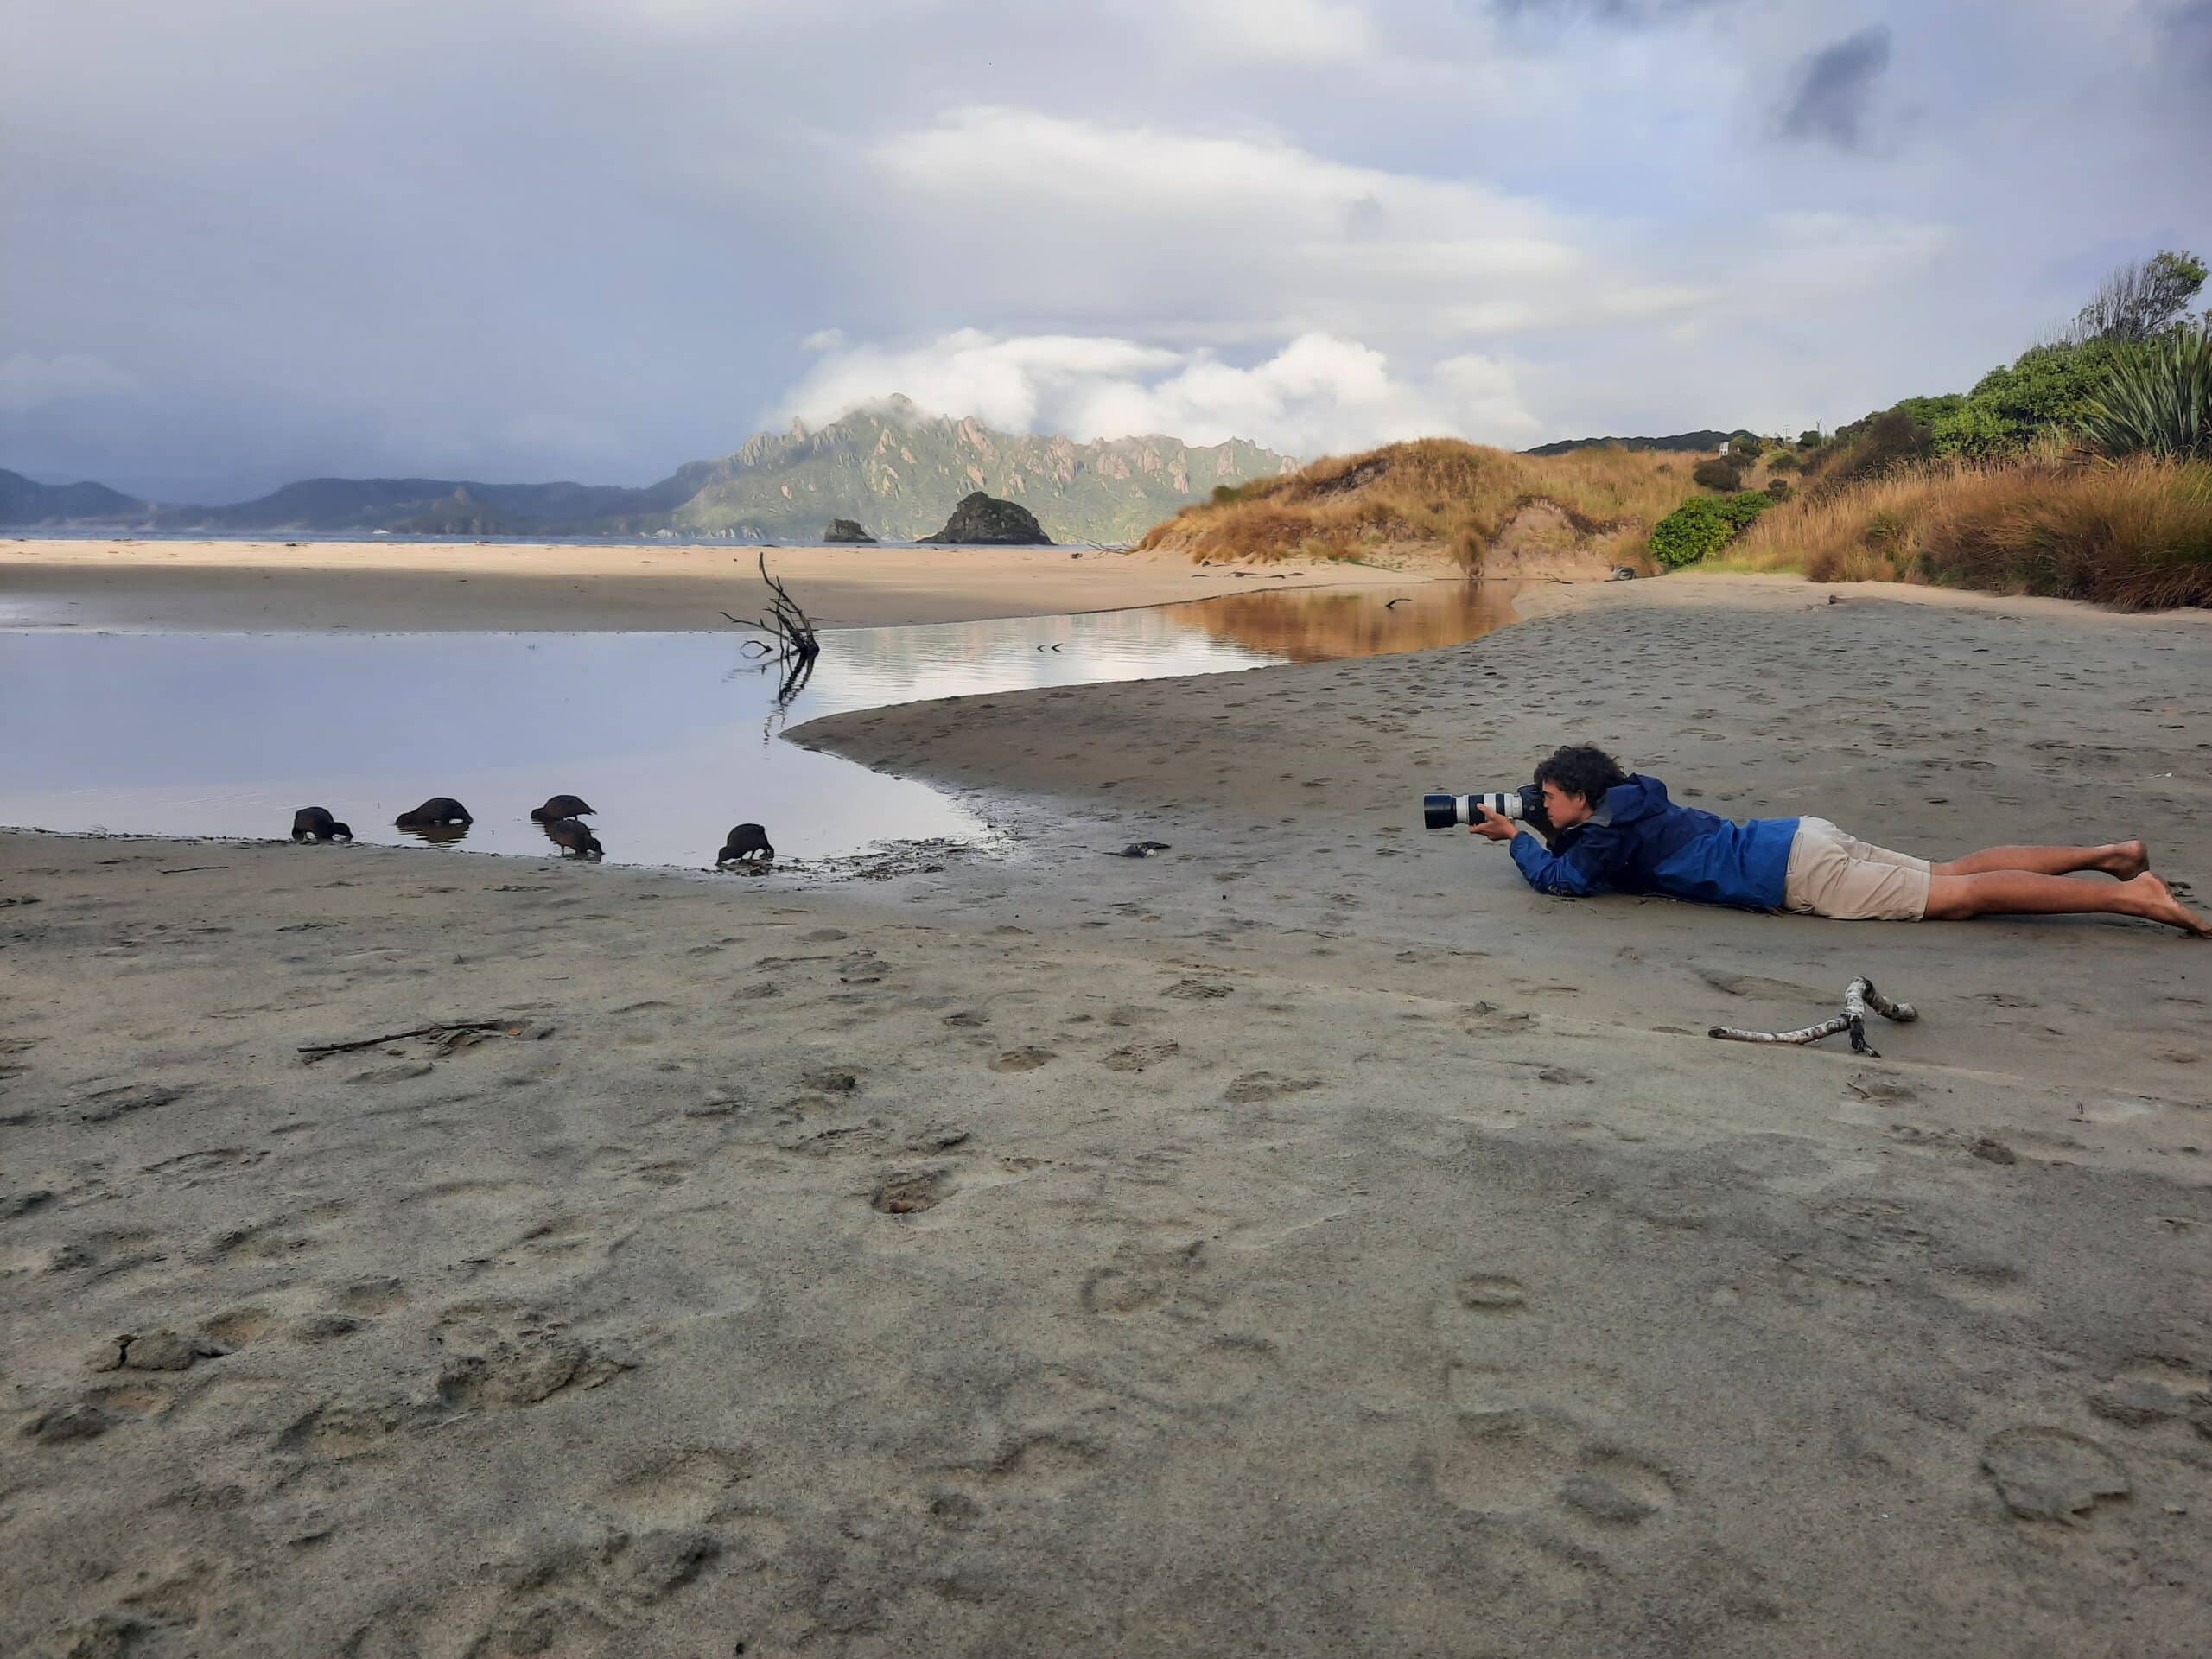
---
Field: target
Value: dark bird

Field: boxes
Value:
[1384,596,1408,608]
[395,796,473,830]
[1113,841,1173,858]
[543,817,603,860]
[716,823,775,869]
[290,806,352,843]
[530,794,595,823]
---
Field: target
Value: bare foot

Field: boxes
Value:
[2103,838,2150,879]
[2127,873,2211,937]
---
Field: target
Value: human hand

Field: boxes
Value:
[1468,805,1519,842]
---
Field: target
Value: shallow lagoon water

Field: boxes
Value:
[0,581,1524,868]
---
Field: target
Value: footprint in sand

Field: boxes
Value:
[1980,1426,2130,1522]
[1103,1039,1180,1072]
[2086,1355,2210,1432]
[402,1527,721,1659]
[1163,977,1231,1000]
[965,1433,1105,1500]
[78,1082,189,1123]
[1080,1239,1214,1318]
[989,1047,1056,1073]
[1560,1449,1677,1524]
[431,1305,634,1412]
[603,1446,762,1527]
[1222,1071,1321,1104]
[872,1167,954,1215]
[197,1200,354,1265]
[274,1396,416,1462]
[1455,1274,1528,1311]
[1132,1334,1281,1409]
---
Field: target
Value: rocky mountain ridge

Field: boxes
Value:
[2,398,1296,545]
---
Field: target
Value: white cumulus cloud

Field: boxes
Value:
[861,107,1637,345]
[776,328,1541,458]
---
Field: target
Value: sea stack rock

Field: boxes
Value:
[918,492,1052,546]
[823,518,877,543]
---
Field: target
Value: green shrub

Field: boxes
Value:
[1691,457,1743,492]
[1649,497,1732,568]
[1767,451,1799,473]
[1728,433,1766,459]
[1797,429,1825,448]
[1715,491,1771,531]
[1928,336,2149,456]
[1764,476,1792,502]
[2081,327,2212,460]
[1211,483,1241,505]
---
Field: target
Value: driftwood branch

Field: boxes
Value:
[298,1020,521,1064]
[1708,976,1918,1058]
[723,551,819,661]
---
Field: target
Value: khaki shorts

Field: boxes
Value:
[1783,817,1931,922]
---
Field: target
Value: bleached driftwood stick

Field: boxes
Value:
[1708,976,1917,1058]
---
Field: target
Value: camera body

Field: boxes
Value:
[1423,779,1554,835]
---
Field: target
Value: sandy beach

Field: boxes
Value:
[0,538,1427,632]
[5,566,2211,1657]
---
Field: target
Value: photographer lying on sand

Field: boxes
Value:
[1469,745,2209,937]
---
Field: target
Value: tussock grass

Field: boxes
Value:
[1723,454,2212,608]
[1135,438,1704,571]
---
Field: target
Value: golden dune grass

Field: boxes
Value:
[1722,454,2212,608]
[1135,439,1706,570]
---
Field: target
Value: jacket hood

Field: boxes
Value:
[1591,774,1670,827]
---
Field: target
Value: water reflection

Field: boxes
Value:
[0,581,1522,868]
[1171,581,1527,664]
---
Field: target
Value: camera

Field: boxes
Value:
[1423,781,1552,834]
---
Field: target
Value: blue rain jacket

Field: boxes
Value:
[1507,774,1796,912]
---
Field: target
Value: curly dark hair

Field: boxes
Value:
[1533,744,1629,807]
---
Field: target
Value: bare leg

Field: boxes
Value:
[1924,870,2208,935]
[1932,839,2146,879]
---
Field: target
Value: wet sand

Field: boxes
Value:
[5,573,2211,1656]
[0,537,1426,632]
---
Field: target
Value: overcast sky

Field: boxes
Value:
[4,0,2207,501]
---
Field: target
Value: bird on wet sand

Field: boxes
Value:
[543,818,603,860]
[395,797,473,830]
[530,794,595,823]
[1113,841,1173,858]
[290,807,352,843]
[716,823,775,870]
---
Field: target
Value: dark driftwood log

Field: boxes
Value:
[721,552,819,661]
[1708,976,1917,1058]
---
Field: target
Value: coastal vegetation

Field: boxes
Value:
[1721,454,2212,608]
[1649,489,1771,569]
[1680,251,2212,607]
[1135,437,1700,572]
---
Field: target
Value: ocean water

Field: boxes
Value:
[0,582,1524,868]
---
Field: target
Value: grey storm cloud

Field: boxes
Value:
[1780,25,1894,150]
[2164,0,2212,81]
[1490,0,1732,20]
